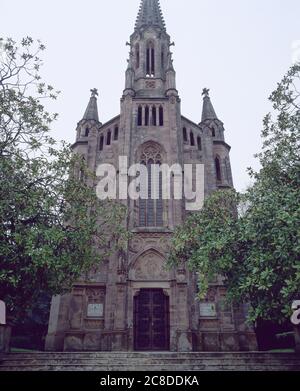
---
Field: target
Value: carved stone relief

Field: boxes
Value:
[130,250,169,281]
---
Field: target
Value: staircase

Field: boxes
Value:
[0,351,300,371]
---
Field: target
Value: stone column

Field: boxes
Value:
[112,282,128,351]
[45,294,71,351]
[176,267,193,352]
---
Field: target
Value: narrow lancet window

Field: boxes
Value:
[145,106,150,126]
[152,106,157,126]
[215,156,222,182]
[146,41,155,77]
[190,131,195,146]
[107,130,111,146]
[183,127,188,142]
[99,135,104,151]
[159,106,164,126]
[197,136,202,151]
[138,106,143,126]
[114,126,119,141]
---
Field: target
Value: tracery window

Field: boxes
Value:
[139,144,163,227]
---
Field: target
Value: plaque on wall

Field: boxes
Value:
[199,302,217,318]
[87,303,104,318]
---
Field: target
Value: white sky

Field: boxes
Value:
[2,0,300,191]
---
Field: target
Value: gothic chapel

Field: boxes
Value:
[46,0,257,352]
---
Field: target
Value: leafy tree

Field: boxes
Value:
[0,37,128,322]
[169,64,300,324]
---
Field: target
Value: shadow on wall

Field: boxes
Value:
[255,319,296,351]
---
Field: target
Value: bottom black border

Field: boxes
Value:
[0,371,298,389]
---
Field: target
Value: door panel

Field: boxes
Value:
[134,289,169,351]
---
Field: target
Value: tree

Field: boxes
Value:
[169,64,300,324]
[0,37,128,322]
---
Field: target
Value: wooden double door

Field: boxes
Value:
[134,289,170,351]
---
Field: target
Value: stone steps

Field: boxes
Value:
[1,352,300,371]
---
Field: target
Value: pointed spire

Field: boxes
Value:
[135,0,166,31]
[83,88,99,122]
[201,88,218,122]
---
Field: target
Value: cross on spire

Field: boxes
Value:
[202,88,210,97]
[90,88,99,97]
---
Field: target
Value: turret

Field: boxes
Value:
[76,88,100,141]
[200,89,233,188]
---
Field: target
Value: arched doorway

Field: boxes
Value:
[134,289,170,351]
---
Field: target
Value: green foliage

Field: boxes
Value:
[169,64,300,324]
[0,37,128,322]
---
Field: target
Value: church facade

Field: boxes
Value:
[45,0,257,352]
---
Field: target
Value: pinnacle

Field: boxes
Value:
[135,0,166,31]
[82,89,99,122]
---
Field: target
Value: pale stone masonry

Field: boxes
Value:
[45,0,257,352]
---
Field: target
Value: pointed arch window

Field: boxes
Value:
[146,41,155,77]
[197,136,202,151]
[114,126,119,141]
[106,130,111,146]
[152,106,157,126]
[211,127,216,137]
[99,135,104,151]
[85,127,89,137]
[159,106,164,126]
[183,127,188,142]
[215,156,222,182]
[139,144,164,227]
[190,131,195,146]
[145,106,150,126]
[224,157,232,183]
[138,106,143,126]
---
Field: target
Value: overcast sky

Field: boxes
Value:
[2,0,299,191]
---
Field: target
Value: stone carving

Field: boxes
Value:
[131,250,169,280]
[145,80,156,89]
[129,233,171,256]
[206,287,217,302]
[84,319,104,329]
[86,288,105,301]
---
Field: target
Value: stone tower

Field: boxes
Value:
[45,0,257,352]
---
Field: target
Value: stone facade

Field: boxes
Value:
[45,0,257,352]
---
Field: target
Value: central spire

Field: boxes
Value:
[135,0,166,31]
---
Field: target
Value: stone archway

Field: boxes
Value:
[129,249,169,281]
[129,249,171,351]
[134,288,170,351]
